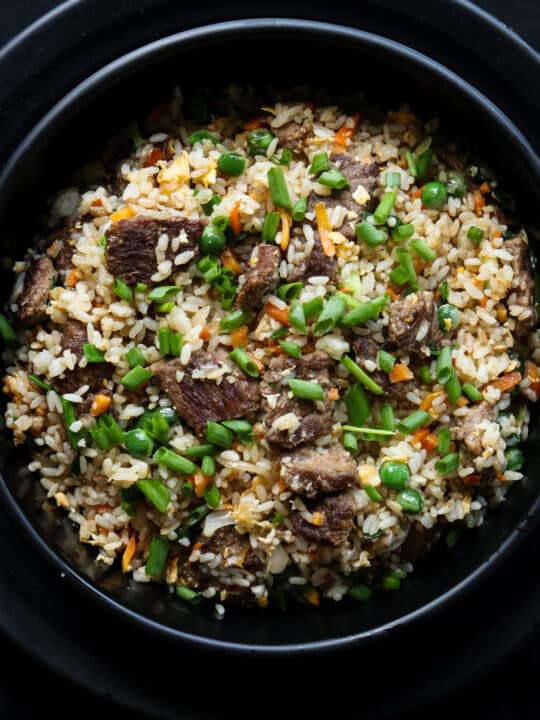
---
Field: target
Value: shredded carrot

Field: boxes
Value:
[144,147,165,167]
[333,113,360,152]
[221,247,242,275]
[526,360,540,397]
[389,363,414,383]
[264,302,290,326]
[495,470,506,483]
[387,287,399,302]
[244,116,266,131]
[338,285,353,294]
[230,202,241,235]
[449,441,456,453]
[314,202,335,257]
[278,478,287,493]
[247,352,264,373]
[413,186,423,200]
[493,230,502,238]
[194,473,212,498]
[456,396,469,407]
[279,210,291,251]
[310,512,325,527]
[419,391,444,412]
[66,269,78,287]
[121,533,137,573]
[479,181,491,194]
[421,432,439,452]
[492,371,522,393]
[328,388,339,401]
[192,542,203,553]
[412,427,431,445]
[473,191,485,215]
[91,394,112,417]
[463,474,481,487]
[230,325,248,348]
[110,206,135,223]
[199,326,211,341]
[480,295,488,308]
[91,198,102,207]
[305,588,320,607]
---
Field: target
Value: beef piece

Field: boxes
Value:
[178,526,263,605]
[351,335,414,404]
[292,493,355,547]
[236,244,280,311]
[18,257,55,327]
[105,216,205,285]
[288,231,338,284]
[280,445,357,499]
[54,321,114,403]
[307,155,380,239]
[45,227,76,273]
[387,291,442,356]
[352,335,380,364]
[274,121,310,154]
[453,401,495,465]
[505,234,536,337]
[150,350,261,435]
[261,351,333,448]
[400,523,438,563]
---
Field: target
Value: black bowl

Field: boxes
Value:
[1,19,539,654]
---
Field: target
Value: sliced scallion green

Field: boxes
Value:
[136,478,170,513]
[287,378,325,401]
[229,347,260,377]
[341,356,384,395]
[267,167,292,209]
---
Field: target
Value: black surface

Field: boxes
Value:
[0,1,539,718]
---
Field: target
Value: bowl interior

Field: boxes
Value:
[1,21,539,650]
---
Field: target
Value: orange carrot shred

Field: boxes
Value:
[91,394,111,417]
[305,588,320,607]
[144,147,165,167]
[122,533,137,573]
[264,302,290,326]
[244,117,265,131]
[199,326,211,341]
[314,202,335,257]
[473,190,485,215]
[279,210,291,251]
[480,295,488,308]
[221,248,242,275]
[230,202,241,235]
[110,206,135,222]
[194,473,212,498]
[419,391,444,411]
[389,363,414,383]
[66,269,78,287]
[479,181,491,194]
[328,388,339,401]
[421,432,438,452]
[333,113,360,153]
[413,186,423,200]
[387,287,398,302]
[412,427,431,445]
[463,474,482,486]
[230,325,248,349]
[491,371,522,393]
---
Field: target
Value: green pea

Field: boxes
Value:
[199,225,226,256]
[446,171,466,198]
[437,303,461,332]
[506,448,524,471]
[379,461,410,489]
[124,428,154,458]
[396,487,424,514]
[247,129,274,156]
[217,152,246,177]
[421,181,448,209]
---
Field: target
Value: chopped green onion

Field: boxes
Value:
[287,378,324,401]
[204,483,221,509]
[136,478,170,513]
[318,169,349,190]
[229,347,260,378]
[364,484,383,503]
[348,584,373,601]
[222,418,253,440]
[344,384,371,426]
[355,221,387,247]
[201,193,221,216]
[277,282,303,302]
[309,152,330,175]
[278,148,293,166]
[289,300,307,333]
[212,215,230,233]
[438,304,461,332]
[120,485,140,516]
[380,574,401,591]
[175,585,201,604]
[168,332,183,357]
[279,340,302,358]
[89,420,111,451]
[506,448,524,471]
[0,313,18,348]
[377,350,395,374]
[343,431,358,453]
[445,370,462,404]
[415,149,432,182]
[217,152,246,177]
[391,248,416,286]
[183,444,216,458]
[121,365,154,391]
[206,421,233,449]
[436,346,454,384]
[136,409,170,445]
[439,280,449,302]
[270,512,284,524]
[380,460,409,489]
[462,383,483,402]
[155,301,175,313]
[220,309,250,333]
[419,365,433,385]
[28,374,52,392]
[153,446,198,475]
[437,427,451,456]
[201,455,216,476]
[100,414,124,445]
[261,211,281,242]
[146,535,168,577]
[405,150,417,177]
[396,488,424,514]
[341,356,383,396]
[386,172,401,189]
[373,192,397,225]
[467,226,484,243]
[341,294,389,327]
[181,481,194,498]
[158,327,170,356]
[380,403,395,432]
[125,347,145,368]
[112,278,133,303]
[99,235,107,249]
[267,167,292,209]
[342,426,396,437]
[247,128,274,156]
[188,129,218,145]
[446,171,466,198]
[270,327,288,340]
[410,238,437,262]
[125,428,154,458]
[302,296,324,320]
[312,295,346,336]
[292,198,308,222]
[60,397,84,450]
[397,410,431,435]
[435,452,459,476]
[391,223,414,242]
[148,285,181,302]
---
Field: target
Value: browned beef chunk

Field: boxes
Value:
[352,335,380,364]
[292,493,355,547]
[54,321,114,406]
[105,216,205,285]
[351,335,414,403]
[280,445,357,499]
[178,526,263,606]
[261,351,333,448]
[18,257,56,327]
[236,244,280,311]
[287,231,338,284]
[150,350,260,435]
[400,523,438,563]
[505,234,536,337]
[307,155,380,240]
[45,227,76,274]
[387,291,442,356]
[453,401,495,465]
[274,121,310,154]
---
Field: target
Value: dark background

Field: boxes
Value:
[1,1,539,718]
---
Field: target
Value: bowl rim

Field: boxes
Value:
[1,17,539,654]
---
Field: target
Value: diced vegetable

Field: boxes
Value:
[397,410,431,435]
[218,152,246,177]
[153,446,198,475]
[121,366,154,391]
[206,421,233,449]
[137,478,170,513]
[287,378,325,401]
[146,535,169,577]
[379,461,410,489]
[229,347,260,377]
[267,167,292,209]
[341,356,383,395]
